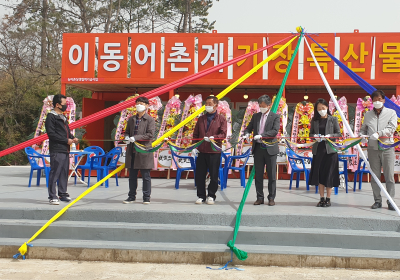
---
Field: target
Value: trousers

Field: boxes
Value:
[195,152,221,200]
[128,154,151,200]
[48,152,70,200]
[254,144,277,200]
[368,148,395,203]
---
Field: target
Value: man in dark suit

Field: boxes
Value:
[244,95,280,206]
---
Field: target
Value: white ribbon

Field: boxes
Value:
[305,37,400,216]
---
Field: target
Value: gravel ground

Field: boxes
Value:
[1,259,400,280]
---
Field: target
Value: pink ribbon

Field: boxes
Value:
[391,95,400,106]
[356,97,373,111]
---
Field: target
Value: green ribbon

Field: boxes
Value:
[226,167,255,261]
[227,33,303,261]
[327,139,362,152]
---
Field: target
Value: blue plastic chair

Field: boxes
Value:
[74,146,105,185]
[286,148,315,192]
[87,147,122,188]
[171,150,196,189]
[338,156,349,194]
[24,147,50,188]
[99,147,122,188]
[224,148,252,189]
[218,152,230,190]
[353,157,370,192]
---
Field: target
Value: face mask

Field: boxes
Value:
[318,110,327,117]
[205,106,215,113]
[260,107,270,114]
[136,104,146,113]
[373,101,383,109]
[59,104,67,112]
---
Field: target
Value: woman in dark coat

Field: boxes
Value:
[308,98,341,207]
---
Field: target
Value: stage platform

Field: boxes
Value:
[1,166,400,269]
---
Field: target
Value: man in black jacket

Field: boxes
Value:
[45,94,78,205]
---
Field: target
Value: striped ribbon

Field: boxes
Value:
[134,140,205,153]
[285,139,317,148]
[210,140,224,152]
[260,139,281,148]
[378,139,400,149]
[133,141,165,153]
[326,138,362,152]
[168,140,204,153]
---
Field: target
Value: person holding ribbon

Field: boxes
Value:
[193,96,227,205]
[45,94,78,205]
[308,98,341,207]
[360,90,397,211]
[123,97,155,205]
[243,94,280,206]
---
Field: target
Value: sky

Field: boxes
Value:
[0,0,400,33]
[208,0,400,33]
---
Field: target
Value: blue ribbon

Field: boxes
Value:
[306,34,400,118]
[206,251,244,271]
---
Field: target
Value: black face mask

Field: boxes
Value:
[59,104,67,112]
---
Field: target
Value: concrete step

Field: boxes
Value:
[3,238,400,259]
[1,219,400,251]
[1,207,399,232]
[2,238,400,269]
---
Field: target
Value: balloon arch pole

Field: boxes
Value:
[304,36,400,216]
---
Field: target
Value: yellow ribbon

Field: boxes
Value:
[152,36,299,147]
[16,164,125,258]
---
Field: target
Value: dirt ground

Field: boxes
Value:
[1,259,400,280]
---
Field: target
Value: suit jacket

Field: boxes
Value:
[193,113,227,153]
[124,113,155,169]
[244,111,280,155]
[310,115,341,155]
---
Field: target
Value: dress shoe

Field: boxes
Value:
[254,199,264,205]
[371,202,382,209]
[317,197,325,207]
[325,198,331,207]
[388,202,395,211]
[268,199,275,206]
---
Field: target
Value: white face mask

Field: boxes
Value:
[205,106,215,113]
[373,101,383,109]
[318,110,327,117]
[136,104,146,113]
[260,107,270,114]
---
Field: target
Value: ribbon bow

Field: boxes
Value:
[227,240,248,261]
[338,96,347,107]
[391,96,400,106]
[296,102,313,115]
[13,242,33,260]
[357,97,373,111]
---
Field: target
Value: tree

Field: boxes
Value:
[0,0,219,165]
[166,0,218,33]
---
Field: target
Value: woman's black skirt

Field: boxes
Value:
[308,141,339,188]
